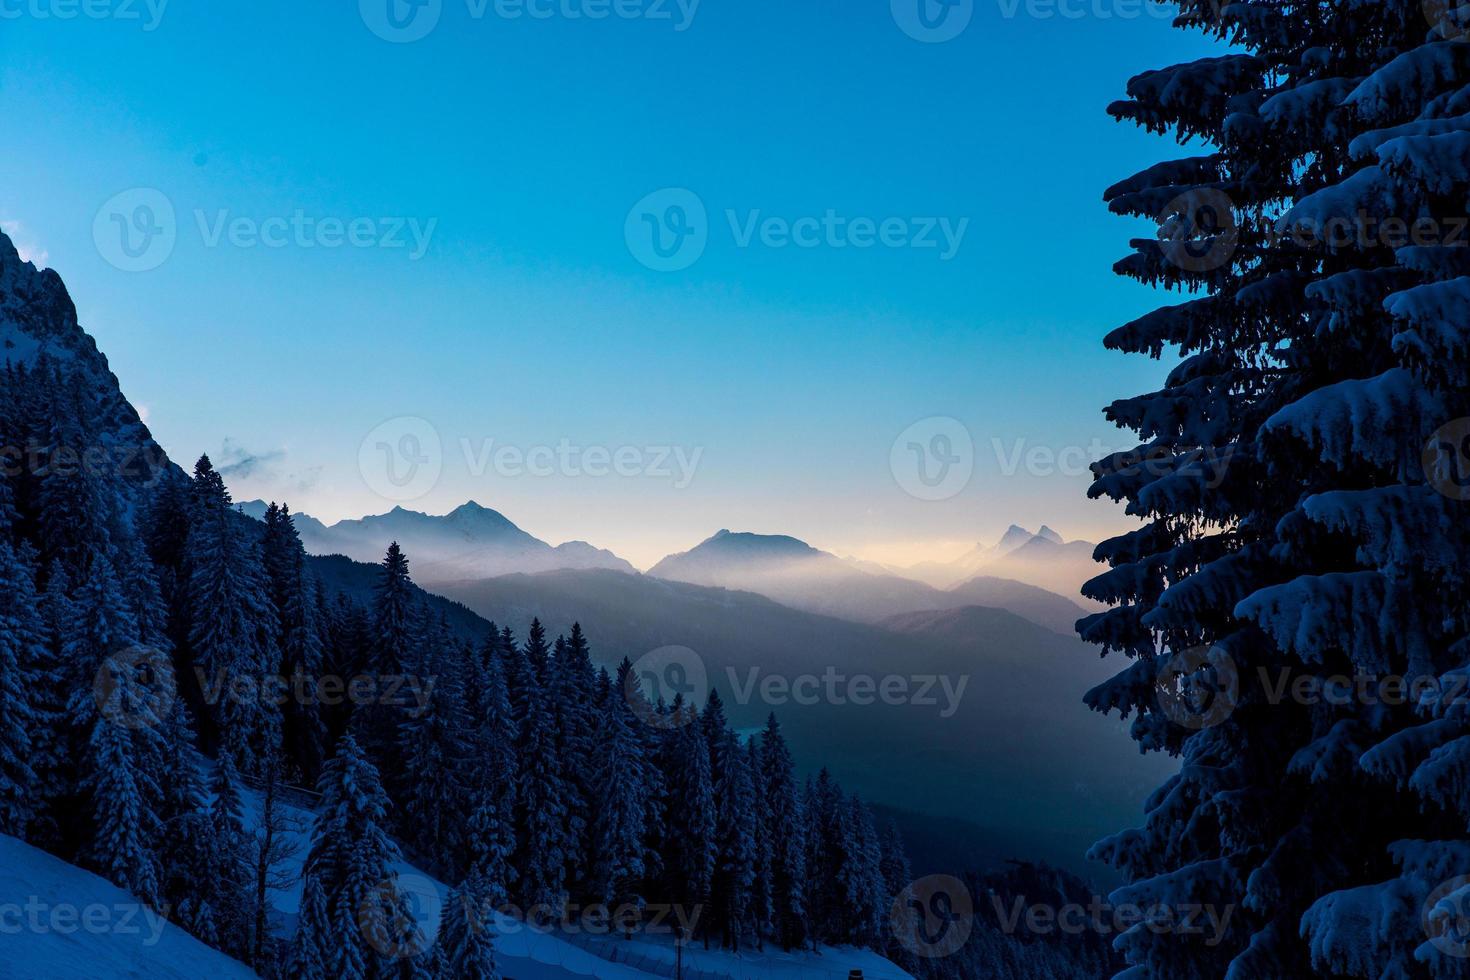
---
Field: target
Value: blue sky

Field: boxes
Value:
[0,0,1219,567]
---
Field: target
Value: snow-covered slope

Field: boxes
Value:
[0,785,913,980]
[248,784,912,980]
[0,835,256,980]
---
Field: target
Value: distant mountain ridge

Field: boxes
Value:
[236,499,637,583]
[237,498,1097,635]
[650,528,957,624]
[432,567,1170,877]
[895,524,1103,604]
[648,527,1093,630]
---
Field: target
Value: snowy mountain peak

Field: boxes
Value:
[1,228,86,366]
[996,524,1038,553]
[699,528,817,552]
[0,229,172,502]
[1036,525,1064,544]
[226,498,636,582]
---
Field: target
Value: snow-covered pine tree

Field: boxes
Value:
[34,368,113,577]
[1091,2,1470,975]
[522,618,550,680]
[209,754,255,958]
[28,561,76,847]
[710,728,758,950]
[395,640,468,862]
[372,542,419,677]
[877,820,918,975]
[436,882,502,980]
[745,735,773,948]
[291,733,428,979]
[321,591,373,742]
[461,637,517,903]
[157,703,222,949]
[79,639,166,906]
[0,540,40,835]
[0,412,15,538]
[617,656,670,896]
[662,700,716,923]
[357,541,423,773]
[701,688,730,781]
[841,795,885,949]
[62,551,139,688]
[261,502,327,779]
[550,625,596,900]
[589,688,648,931]
[803,769,848,949]
[511,648,570,918]
[185,455,279,772]
[759,715,808,951]
[82,707,163,906]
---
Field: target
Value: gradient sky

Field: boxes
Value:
[1,0,1220,569]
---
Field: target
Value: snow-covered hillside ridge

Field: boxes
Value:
[0,834,256,979]
[0,767,910,980]
[0,231,173,504]
[246,779,913,980]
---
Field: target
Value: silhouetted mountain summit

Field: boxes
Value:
[235,499,636,583]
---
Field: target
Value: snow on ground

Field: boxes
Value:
[249,784,913,980]
[0,835,256,980]
[0,782,914,980]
